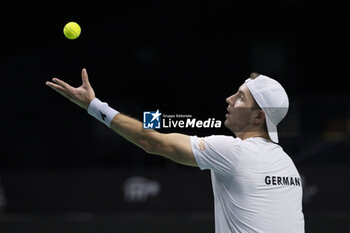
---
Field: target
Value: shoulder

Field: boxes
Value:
[191,135,242,159]
[238,138,290,165]
[239,137,276,151]
[205,135,241,143]
[190,135,242,173]
[192,135,241,149]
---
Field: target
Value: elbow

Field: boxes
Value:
[142,142,156,154]
[139,132,168,156]
[138,137,158,155]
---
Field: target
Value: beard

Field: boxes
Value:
[224,108,254,134]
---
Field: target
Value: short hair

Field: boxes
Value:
[250,72,260,80]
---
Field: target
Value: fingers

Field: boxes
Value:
[46,81,71,99]
[51,77,74,92]
[81,68,91,87]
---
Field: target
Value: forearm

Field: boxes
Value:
[110,113,158,153]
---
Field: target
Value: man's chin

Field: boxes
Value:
[224,120,238,134]
[224,119,231,130]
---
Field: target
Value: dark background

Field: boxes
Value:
[0,1,349,232]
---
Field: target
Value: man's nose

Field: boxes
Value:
[226,95,234,105]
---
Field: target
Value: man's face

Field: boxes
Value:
[225,83,258,134]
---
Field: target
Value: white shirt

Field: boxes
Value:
[191,135,304,233]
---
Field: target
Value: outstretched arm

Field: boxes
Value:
[46,69,197,167]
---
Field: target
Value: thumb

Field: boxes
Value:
[81,68,91,87]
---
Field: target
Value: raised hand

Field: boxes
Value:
[46,68,95,110]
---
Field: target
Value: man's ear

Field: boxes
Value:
[253,109,266,125]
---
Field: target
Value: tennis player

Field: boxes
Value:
[46,69,304,233]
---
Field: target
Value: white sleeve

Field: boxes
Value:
[191,135,241,176]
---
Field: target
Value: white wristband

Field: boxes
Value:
[87,98,119,127]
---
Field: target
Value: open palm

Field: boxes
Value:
[46,68,95,110]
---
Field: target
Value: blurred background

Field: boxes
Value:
[0,0,348,232]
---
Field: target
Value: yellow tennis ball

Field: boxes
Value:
[63,22,81,40]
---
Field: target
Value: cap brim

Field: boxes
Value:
[265,115,279,143]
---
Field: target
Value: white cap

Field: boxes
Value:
[245,75,289,143]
